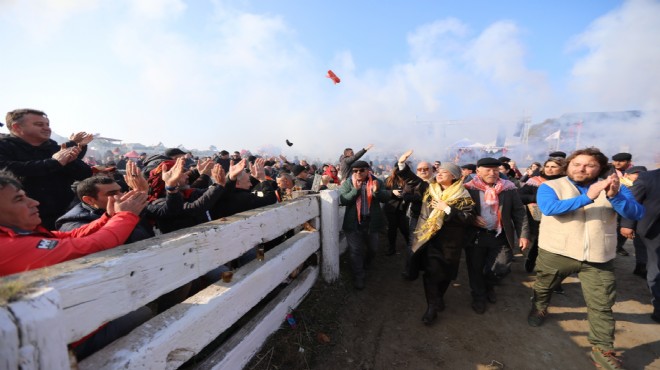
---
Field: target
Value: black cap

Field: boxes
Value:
[165,148,186,157]
[292,165,307,176]
[548,151,566,158]
[612,152,632,161]
[497,156,511,163]
[351,160,370,169]
[625,166,647,174]
[461,164,476,171]
[477,157,502,168]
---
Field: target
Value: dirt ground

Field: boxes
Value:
[247,239,660,370]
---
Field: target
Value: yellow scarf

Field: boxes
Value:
[412,180,474,252]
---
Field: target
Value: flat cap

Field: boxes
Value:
[548,151,566,158]
[165,148,186,157]
[351,160,370,169]
[625,166,647,174]
[612,152,632,161]
[477,157,502,168]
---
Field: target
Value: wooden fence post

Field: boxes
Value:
[320,190,341,282]
[9,288,69,370]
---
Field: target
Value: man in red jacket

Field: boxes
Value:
[0,170,148,277]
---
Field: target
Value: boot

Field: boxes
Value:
[422,275,441,325]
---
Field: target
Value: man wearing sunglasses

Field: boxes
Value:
[339,160,391,290]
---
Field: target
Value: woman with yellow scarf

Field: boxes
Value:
[397,150,476,325]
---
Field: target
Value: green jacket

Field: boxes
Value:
[339,176,391,232]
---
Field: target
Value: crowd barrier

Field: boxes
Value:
[0,190,346,370]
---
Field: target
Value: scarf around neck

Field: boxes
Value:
[352,173,375,224]
[412,179,474,252]
[465,175,517,235]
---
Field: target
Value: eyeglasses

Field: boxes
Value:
[417,167,430,172]
[352,168,366,173]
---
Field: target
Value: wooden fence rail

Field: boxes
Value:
[0,190,345,370]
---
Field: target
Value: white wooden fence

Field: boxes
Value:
[0,190,347,370]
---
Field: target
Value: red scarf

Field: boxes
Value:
[324,165,340,184]
[352,173,375,224]
[465,176,517,235]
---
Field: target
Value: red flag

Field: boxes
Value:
[326,70,340,84]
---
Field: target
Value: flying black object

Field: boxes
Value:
[286,139,293,147]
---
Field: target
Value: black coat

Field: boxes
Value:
[209,180,277,220]
[0,136,92,229]
[147,184,226,234]
[466,186,530,249]
[621,169,660,240]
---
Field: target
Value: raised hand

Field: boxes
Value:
[250,158,267,181]
[108,190,148,216]
[52,146,81,166]
[123,161,148,192]
[365,144,374,151]
[69,132,94,146]
[197,158,215,176]
[228,158,246,181]
[211,164,226,186]
[398,149,413,164]
[162,157,186,187]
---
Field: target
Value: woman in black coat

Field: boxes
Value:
[397,150,476,325]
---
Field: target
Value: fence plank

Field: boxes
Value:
[0,308,20,370]
[79,231,320,370]
[8,288,69,370]
[1,198,320,345]
[198,266,319,370]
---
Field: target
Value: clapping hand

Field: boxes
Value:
[605,173,620,198]
[211,164,226,186]
[228,158,246,181]
[52,146,81,166]
[69,132,94,146]
[162,157,186,187]
[250,158,267,181]
[124,161,148,192]
[107,190,148,216]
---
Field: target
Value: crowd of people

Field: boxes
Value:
[0,108,658,369]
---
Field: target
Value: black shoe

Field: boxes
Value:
[471,300,486,314]
[353,277,365,290]
[553,285,565,295]
[486,289,497,304]
[422,306,438,325]
[616,247,629,256]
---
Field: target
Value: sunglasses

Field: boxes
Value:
[352,168,366,173]
[417,167,430,172]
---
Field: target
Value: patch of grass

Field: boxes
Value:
[0,279,29,306]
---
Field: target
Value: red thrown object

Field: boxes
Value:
[326,70,340,84]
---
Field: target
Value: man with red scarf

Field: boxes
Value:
[464,157,530,314]
[339,160,391,290]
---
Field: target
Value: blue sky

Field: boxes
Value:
[1,0,658,162]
